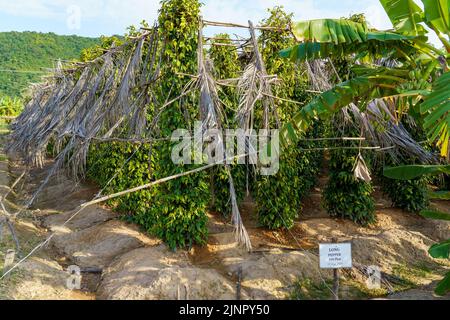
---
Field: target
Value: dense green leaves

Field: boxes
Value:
[0,31,99,97]
[148,0,210,249]
[281,3,449,156]
[88,0,210,250]
[208,33,246,216]
[323,127,376,226]
[282,20,416,62]
[0,96,22,117]
[382,177,430,212]
[255,7,323,230]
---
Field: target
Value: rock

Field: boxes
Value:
[43,206,118,232]
[50,220,160,268]
[237,250,330,300]
[4,256,94,300]
[98,246,243,300]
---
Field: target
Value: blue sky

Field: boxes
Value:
[0,0,441,45]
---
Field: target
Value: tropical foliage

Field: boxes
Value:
[381,177,430,212]
[280,0,449,160]
[0,31,99,97]
[86,0,212,250]
[384,164,450,295]
[208,34,246,216]
[8,0,450,261]
[0,96,23,117]
[254,7,323,229]
[323,119,376,225]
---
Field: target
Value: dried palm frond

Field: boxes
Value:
[7,29,162,202]
[236,62,259,130]
[228,168,252,251]
[353,153,372,182]
[305,60,333,92]
[304,60,435,163]
[196,32,251,250]
[347,100,435,164]
[196,58,224,131]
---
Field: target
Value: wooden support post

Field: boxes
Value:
[332,237,340,300]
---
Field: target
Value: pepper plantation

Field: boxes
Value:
[1,0,450,300]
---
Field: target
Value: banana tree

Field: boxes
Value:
[384,164,450,296]
[280,0,450,157]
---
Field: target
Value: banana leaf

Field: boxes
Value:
[292,19,369,44]
[420,72,450,157]
[420,209,450,220]
[280,71,404,146]
[435,271,450,296]
[429,239,450,259]
[429,191,450,200]
[384,164,450,180]
[280,32,417,62]
[380,0,426,36]
[420,0,450,36]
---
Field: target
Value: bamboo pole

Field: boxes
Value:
[80,160,223,208]
[203,20,289,32]
[204,37,249,42]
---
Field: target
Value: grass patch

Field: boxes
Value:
[392,263,434,291]
[0,225,45,299]
[290,278,334,300]
[290,277,392,300]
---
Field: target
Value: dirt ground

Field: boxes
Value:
[1,141,449,300]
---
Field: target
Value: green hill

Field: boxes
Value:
[0,31,100,97]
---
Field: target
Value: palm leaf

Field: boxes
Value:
[420,209,450,220]
[292,19,369,44]
[384,164,450,180]
[280,71,404,146]
[280,32,416,62]
[420,0,450,36]
[429,239,450,259]
[429,191,450,200]
[420,72,450,157]
[380,0,426,36]
[435,271,450,296]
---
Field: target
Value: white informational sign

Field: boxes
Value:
[319,243,352,269]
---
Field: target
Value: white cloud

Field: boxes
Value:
[0,0,58,18]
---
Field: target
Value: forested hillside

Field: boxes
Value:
[0,31,99,97]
